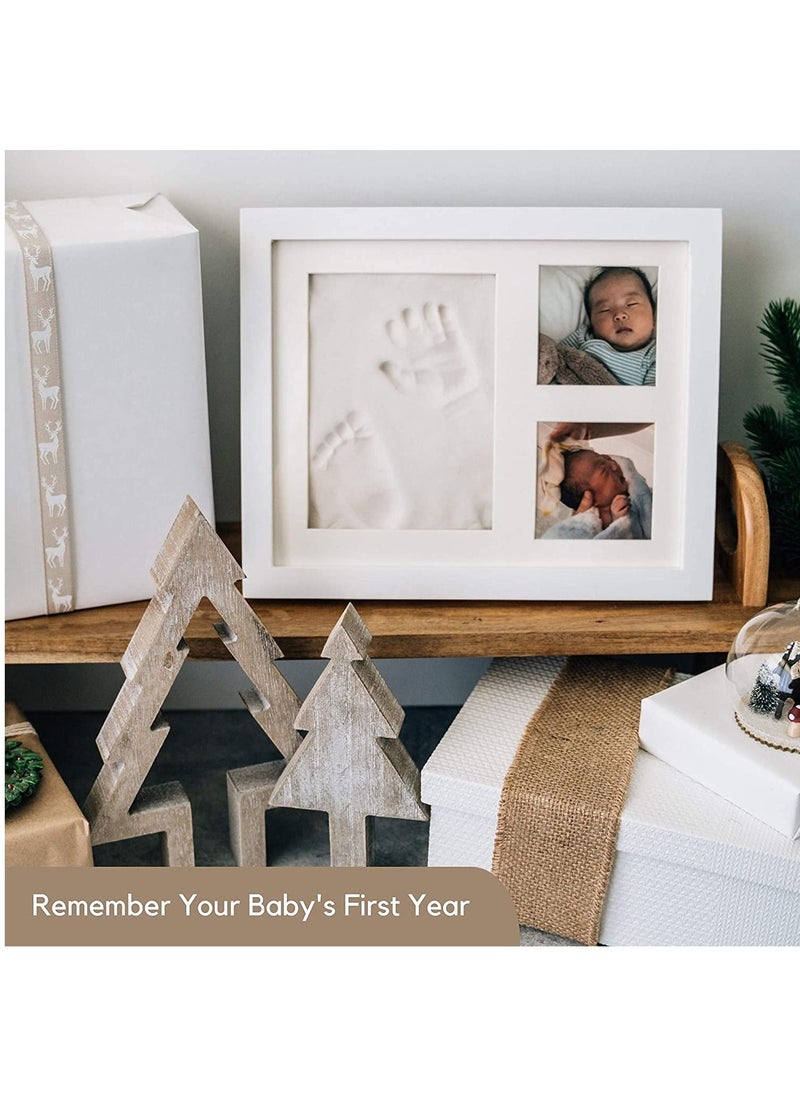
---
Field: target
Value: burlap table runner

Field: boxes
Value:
[492,658,674,945]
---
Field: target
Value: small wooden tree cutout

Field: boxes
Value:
[269,603,429,866]
[83,497,301,866]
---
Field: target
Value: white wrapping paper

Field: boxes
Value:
[5,193,215,619]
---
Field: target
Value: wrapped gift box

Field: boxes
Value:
[639,663,800,839]
[422,657,800,946]
[5,706,93,867]
[5,193,215,620]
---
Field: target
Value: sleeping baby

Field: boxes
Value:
[559,267,656,386]
[537,440,652,540]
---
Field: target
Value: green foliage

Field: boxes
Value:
[5,739,45,810]
[758,298,800,414]
[743,299,800,568]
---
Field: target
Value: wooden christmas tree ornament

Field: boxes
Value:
[269,603,429,867]
[83,497,300,866]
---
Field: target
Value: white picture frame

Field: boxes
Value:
[241,207,722,601]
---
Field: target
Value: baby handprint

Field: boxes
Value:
[379,302,480,409]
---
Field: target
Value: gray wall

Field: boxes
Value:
[6,151,798,709]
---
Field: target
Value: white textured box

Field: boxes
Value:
[422,657,800,946]
[5,193,215,619]
[639,664,800,839]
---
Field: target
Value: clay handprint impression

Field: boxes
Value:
[379,302,480,409]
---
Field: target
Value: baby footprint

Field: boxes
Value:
[309,411,407,529]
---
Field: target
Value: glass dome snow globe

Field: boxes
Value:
[725,598,800,753]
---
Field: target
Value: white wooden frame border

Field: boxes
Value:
[241,207,722,601]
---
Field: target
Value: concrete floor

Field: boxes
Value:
[28,706,574,945]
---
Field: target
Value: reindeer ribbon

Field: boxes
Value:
[6,201,74,614]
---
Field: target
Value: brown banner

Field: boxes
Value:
[492,658,673,945]
[6,866,520,946]
[5,200,74,614]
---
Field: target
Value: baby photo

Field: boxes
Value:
[535,422,655,540]
[537,265,658,386]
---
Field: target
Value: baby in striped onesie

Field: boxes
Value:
[559,267,656,386]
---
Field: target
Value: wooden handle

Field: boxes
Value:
[716,442,770,608]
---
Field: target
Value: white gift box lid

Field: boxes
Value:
[422,657,800,898]
[421,655,566,820]
[5,192,215,620]
[619,750,800,894]
[639,664,800,839]
[4,193,198,249]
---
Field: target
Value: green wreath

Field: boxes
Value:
[5,738,45,810]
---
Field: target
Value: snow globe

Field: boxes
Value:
[726,598,800,753]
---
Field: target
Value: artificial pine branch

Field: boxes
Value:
[5,739,44,809]
[744,298,800,569]
[743,405,795,464]
[758,299,800,397]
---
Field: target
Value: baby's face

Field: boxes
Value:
[570,450,629,508]
[588,273,654,351]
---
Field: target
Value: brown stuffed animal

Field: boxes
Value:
[538,334,621,386]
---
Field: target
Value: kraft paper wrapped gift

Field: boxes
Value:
[638,663,800,839]
[5,193,215,620]
[422,657,800,946]
[5,707,93,867]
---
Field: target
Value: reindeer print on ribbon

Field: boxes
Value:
[6,201,74,614]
